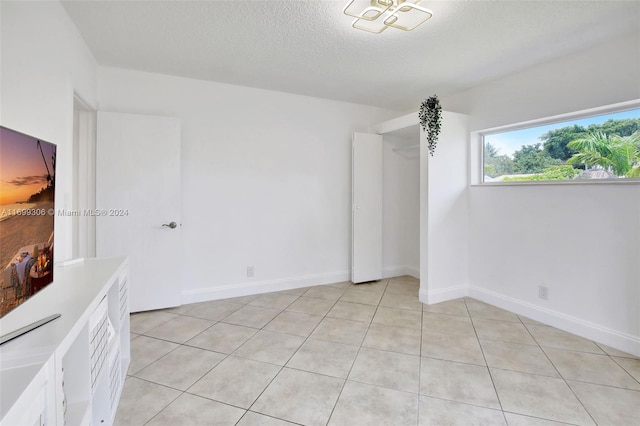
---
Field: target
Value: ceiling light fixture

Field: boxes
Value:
[343,0,433,34]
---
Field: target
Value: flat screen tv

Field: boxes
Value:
[0,126,56,319]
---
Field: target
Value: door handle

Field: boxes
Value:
[162,222,178,229]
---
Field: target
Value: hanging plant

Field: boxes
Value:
[419,95,442,156]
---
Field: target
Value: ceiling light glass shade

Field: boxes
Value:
[344,0,433,33]
[352,7,392,33]
[344,0,393,21]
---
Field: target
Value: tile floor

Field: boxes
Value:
[116,277,640,426]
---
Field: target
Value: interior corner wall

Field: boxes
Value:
[96,67,400,303]
[442,32,640,355]
[382,134,419,278]
[0,1,98,262]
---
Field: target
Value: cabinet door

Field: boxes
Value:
[97,112,182,312]
[8,389,46,425]
[352,132,383,283]
[1,364,50,426]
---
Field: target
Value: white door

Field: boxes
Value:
[96,112,181,312]
[352,132,383,283]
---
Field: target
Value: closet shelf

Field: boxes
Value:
[392,144,419,153]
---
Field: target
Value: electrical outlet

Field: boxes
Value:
[247,266,254,278]
[539,285,548,300]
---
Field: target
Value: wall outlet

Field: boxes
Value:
[247,266,254,278]
[538,285,548,300]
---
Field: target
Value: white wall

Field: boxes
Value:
[443,33,640,355]
[419,112,470,304]
[5,0,635,354]
[97,67,400,302]
[443,33,640,130]
[1,1,97,262]
[468,185,639,350]
[382,133,419,278]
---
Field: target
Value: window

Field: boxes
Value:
[482,107,640,183]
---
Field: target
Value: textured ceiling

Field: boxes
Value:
[61,0,640,111]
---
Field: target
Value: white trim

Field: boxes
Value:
[382,265,419,280]
[73,94,97,258]
[472,179,640,187]
[480,99,640,135]
[181,270,351,305]
[417,283,640,357]
[186,273,640,357]
[370,111,418,135]
[405,266,420,279]
[419,285,468,305]
[468,286,640,357]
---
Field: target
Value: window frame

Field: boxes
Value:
[471,99,640,186]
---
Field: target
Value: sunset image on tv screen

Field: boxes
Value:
[0,127,56,317]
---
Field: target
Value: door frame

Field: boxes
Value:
[369,112,424,287]
[72,94,97,258]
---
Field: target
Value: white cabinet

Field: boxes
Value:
[0,257,129,425]
[0,361,54,425]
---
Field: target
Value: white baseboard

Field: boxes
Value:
[406,266,420,279]
[181,270,351,305]
[419,285,468,305]
[416,283,639,357]
[468,286,640,358]
[383,265,420,280]
[184,272,640,357]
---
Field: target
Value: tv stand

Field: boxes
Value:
[0,257,129,425]
[0,313,61,345]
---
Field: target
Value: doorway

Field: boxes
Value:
[351,120,420,284]
[72,95,97,258]
[381,125,420,279]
